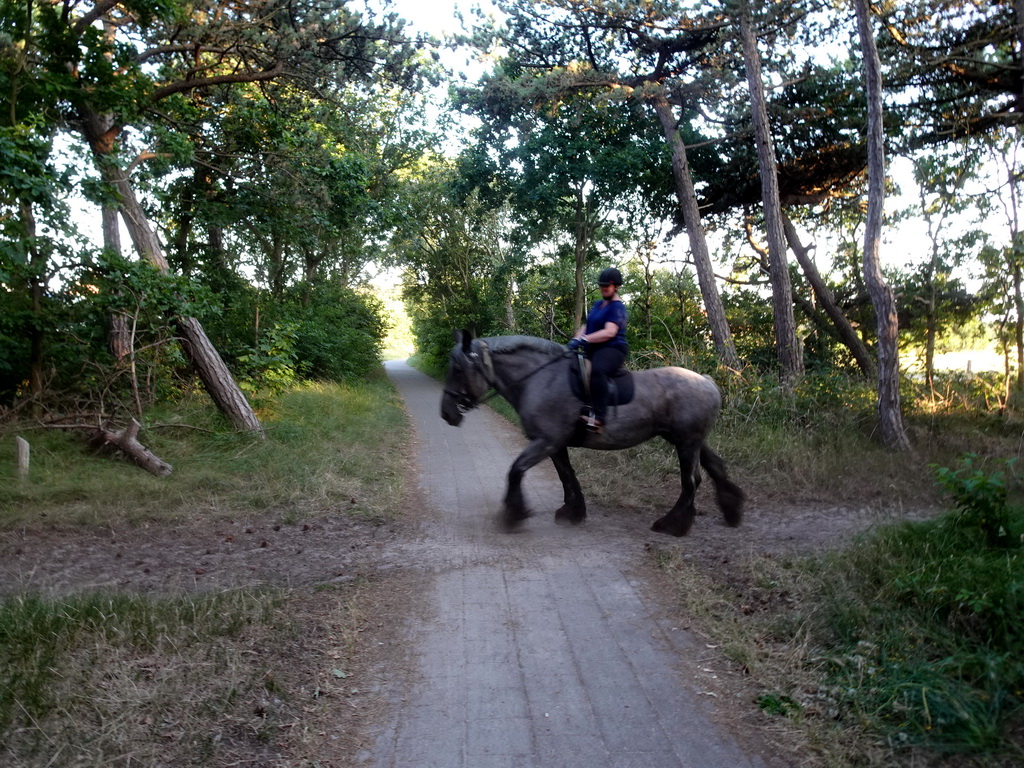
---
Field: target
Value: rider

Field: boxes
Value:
[568,267,628,432]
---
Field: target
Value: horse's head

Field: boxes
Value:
[440,330,490,426]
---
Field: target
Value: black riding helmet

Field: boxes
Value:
[598,267,622,286]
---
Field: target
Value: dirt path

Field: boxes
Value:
[370,360,782,767]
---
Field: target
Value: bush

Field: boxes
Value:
[207,282,388,387]
[289,284,387,381]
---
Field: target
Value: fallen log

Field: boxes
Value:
[90,419,173,477]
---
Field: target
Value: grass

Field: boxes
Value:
[0,374,411,766]
[0,581,395,766]
[819,515,1024,756]
[0,589,281,762]
[0,375,407,527]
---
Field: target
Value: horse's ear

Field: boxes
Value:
[460,329,473,353]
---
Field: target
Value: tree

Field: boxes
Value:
[901,149,983,388]
[733,0,803,383]
[392,164,515,364]
[976,130,1024,393]
[457,85,674,334]
[878,0,1021,149]
[4,0,425,429]
[463,0,742,368]
[855,0,911,450]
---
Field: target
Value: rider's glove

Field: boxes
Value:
[567,336,587,351]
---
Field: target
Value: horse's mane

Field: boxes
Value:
[483,335,563,357]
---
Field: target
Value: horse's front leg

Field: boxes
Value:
[651,439,700,537]
[503,437,558,530]
[551,447,586,525]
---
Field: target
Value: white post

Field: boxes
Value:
[15,436,29,480]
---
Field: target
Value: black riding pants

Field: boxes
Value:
[587,345,627,422]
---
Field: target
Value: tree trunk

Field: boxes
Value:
[91,419,173,477]
[102,201,133,363]
[101,203,121,256]
[572,186,596,329]
[855,0,911,450]
[177,316,264,433]
[782,213,876,378]
[78,104,264,436]
[738,8,802,384]
[650,93,741,369]
[21,201,45,406]
[1016,0,1024,104]
[1014,260,1024,392]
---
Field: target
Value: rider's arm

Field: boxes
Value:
[582,322,619,344]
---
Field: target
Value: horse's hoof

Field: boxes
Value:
[554,504,586,526]
[502,508,531,531]
[651,516,689,537]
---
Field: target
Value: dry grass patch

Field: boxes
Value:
[0,574,416,767]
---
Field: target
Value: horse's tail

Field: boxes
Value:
[700,444,744,527]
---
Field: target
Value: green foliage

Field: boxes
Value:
[1,250,214,410]
[291,285,388,382]
[208,281,387,387]
[812,456,1024,754]
[932,454,1019,549]
[621,267,715,370]
[394,171,512,367]
[757,693,801,717]
[237,321,299,395]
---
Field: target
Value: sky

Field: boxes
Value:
[384,0,468,36]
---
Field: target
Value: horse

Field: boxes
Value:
[440,330,744,536]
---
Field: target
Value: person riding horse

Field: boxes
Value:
[568,267,628,433]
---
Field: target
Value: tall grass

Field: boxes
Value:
[0,377,407,527]
[820,514,1023,755]
[0,590,278,755]
[808,455,1024,756]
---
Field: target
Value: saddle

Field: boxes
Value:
[567,355,635,409]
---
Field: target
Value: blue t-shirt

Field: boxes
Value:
[585,299,628,350]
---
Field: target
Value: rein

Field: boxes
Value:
[445,341,569,414]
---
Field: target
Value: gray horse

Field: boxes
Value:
[440,330,744,536]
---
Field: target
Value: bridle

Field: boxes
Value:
[443,340,569,414]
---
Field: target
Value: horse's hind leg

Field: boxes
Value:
[700,444,744,527]
[651,439,700,537]
[551,447,586,525]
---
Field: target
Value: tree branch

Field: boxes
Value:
[150,60,286,101]
[72,0,121,34]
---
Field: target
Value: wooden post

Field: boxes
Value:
[16,436,29,480]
